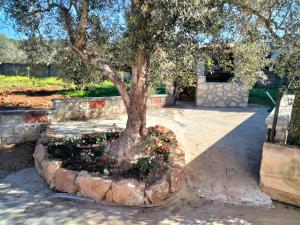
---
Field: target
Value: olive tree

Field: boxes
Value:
[3,0,298,160]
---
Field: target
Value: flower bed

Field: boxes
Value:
[33,125,185,206]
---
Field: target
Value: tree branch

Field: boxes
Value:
[72,46,131,109]
[75,0,89,51]
[236,2,280,40]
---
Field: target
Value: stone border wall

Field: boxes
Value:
[265,94,295,142]
[34,133,185,207]
[0,95,171,145]
[260,142,300,207]
[195,76,249,108]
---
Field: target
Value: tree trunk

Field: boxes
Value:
[110,49,148,160]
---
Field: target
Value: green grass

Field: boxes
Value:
[63,80,120,97]
[0,75,66,88]
[248,87,279,107]
[64,81,166,97]
[0,75,165,97]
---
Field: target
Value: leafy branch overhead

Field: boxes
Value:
[2,0,299,159]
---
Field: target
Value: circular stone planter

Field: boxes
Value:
[33,132,185,207]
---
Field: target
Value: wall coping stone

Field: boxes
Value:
[265,94,295,128]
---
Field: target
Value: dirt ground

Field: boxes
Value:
[0,86,68,110]
[0,143,35,179]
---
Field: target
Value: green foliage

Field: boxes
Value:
[47,131,121,173]
[2,0,299,110]
[0,75,66,88]
[0,34,27,63]
[288,89,300,147]
[133,157,157,176]
[248,87,278,107]
[63,81,119,97]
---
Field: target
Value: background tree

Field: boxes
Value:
[2,0,298,160]
[0,34,27,63]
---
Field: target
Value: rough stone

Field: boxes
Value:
[33,144,48,163]
[41,160,61,185]
[50,168,78,193]
[167,168,185,193]
[76,171,112,202]
[105,189,113,203]
[111,179,145,206]
[145,177,169,204]
[260,142,300,207]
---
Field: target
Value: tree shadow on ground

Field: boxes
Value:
[1,106,300,224]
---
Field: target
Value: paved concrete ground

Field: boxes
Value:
[50,104,271,205]
[1,104,300,224]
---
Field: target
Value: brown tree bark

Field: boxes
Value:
[109,48,149,160]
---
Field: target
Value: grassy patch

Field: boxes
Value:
[64,81,166,97]
[0,75,166,97]
[0,75,66,88]
[248,87,279,108]
[63,80,120,97]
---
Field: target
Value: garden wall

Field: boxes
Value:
[51,94,171,121]
[195,75,249,107]
[0,95,171,145]
[0,110,48,145]
[260,142,300,207]
[265,94,295,142]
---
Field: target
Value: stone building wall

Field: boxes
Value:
[196,76,249,107]
[0,94,171,145]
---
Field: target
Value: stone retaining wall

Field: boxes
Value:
[0,111,48,145]
[51,94,171,121]
[0,95,170,145]
[195,76,248,108]
[265,94,295,142]
[260,142,300,207]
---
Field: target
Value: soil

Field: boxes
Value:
[0,86,69,110]
[0,142,36,178]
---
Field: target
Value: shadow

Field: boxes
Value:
[1,168,300,224]
[0,106,36,110]
[183,108,270,206]
[10,90,61,97]
[1,106,300,224]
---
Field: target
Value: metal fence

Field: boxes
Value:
[0,63,59,77]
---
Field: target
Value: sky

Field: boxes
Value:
[0,10,24,40]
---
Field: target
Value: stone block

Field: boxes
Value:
[105,189,113,203]
[145,177,169,204]
[1,135,24,144]
[0,114,25,125]
[41,160,62,184]
[33,144,48,163]
[260,142,300,207]
[50,168,78,193]
[111,179,145,206]
[76,171,112,202]
[167,167,185,193]
[0,125,14,136]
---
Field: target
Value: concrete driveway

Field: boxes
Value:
[1,104,300,224]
